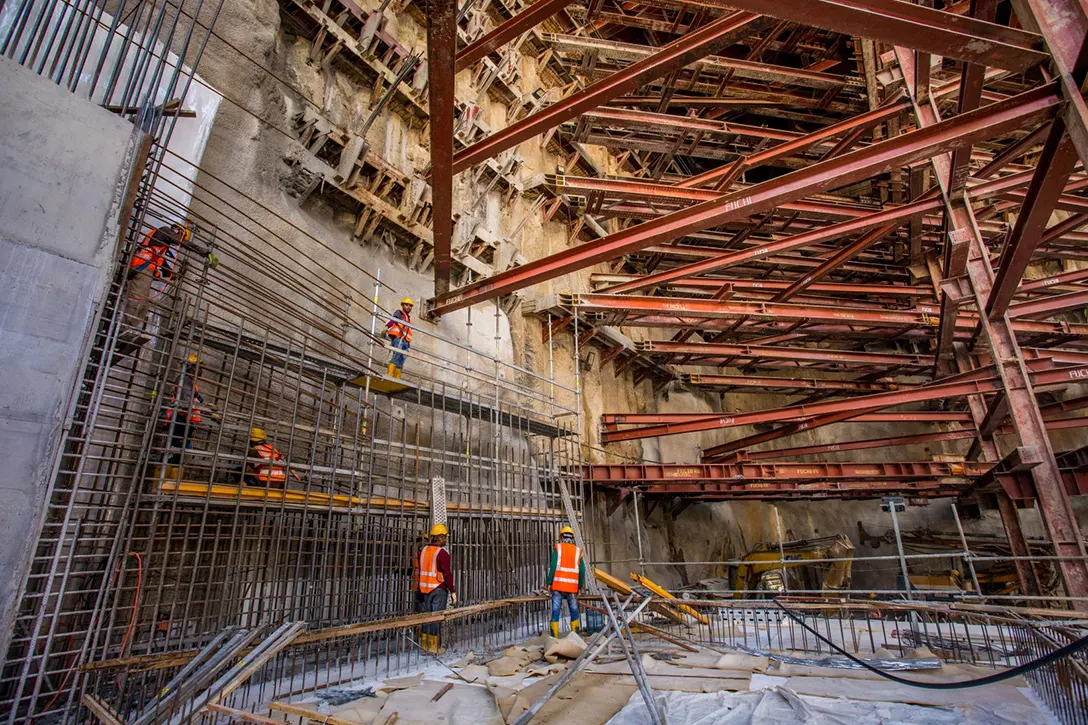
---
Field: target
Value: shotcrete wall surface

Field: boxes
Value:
[0,56,140,656]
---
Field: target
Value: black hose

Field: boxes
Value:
[772,598,1088,689]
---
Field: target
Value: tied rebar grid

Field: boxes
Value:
[0,140,585,721]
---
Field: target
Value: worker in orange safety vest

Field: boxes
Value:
[418,523,456,653]
[124,223,183,330]
[244,428,303,488]
[164,352,220,464]
[384,297,414,378]
[548,525,586,638]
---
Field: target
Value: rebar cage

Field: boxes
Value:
[0,127,584,720]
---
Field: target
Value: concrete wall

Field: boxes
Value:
[0,55,143,657]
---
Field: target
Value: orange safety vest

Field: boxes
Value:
[410,547,421,591]
[388,311,413,343]
[164,376,202,424]
[252,442,287,484]
[551,542,582,593]
[419,545,444,594]
[130,230,175,280]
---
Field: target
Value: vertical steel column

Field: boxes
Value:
[996,492,1042,597]
[427,0,456,296]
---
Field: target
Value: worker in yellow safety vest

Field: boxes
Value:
[384,297,414,378]
[245,428,302,487]
[418,523,456,654]
[548,525,586,638]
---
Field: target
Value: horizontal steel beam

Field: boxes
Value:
[636,340,931,367]
[682,373,901,392]
[618,480,973,500]
[428,85,1060,316]
[584,460,990,484]
[601,362,1088,442]
[693,0,1048,72]
[590,274,934,298]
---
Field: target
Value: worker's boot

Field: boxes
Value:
[421,634,433,653]
[434,637,447,655]
[549,622,559,638]
[571,618,580,634]
[387,362,397,377]
[392,367,402,379]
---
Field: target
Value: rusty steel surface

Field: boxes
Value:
[455,0,575,72]
[427,0,456,295]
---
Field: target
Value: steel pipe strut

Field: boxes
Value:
[427,84,1061,317]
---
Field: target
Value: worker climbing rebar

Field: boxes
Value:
[163,353,220,468]
[418,523,456,654]
[548,525,585,637]
[385,297,414,378]
[244,428,302,488]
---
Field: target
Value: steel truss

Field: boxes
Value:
[424,0,1088,607]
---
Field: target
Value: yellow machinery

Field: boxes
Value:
[732,535,854,598]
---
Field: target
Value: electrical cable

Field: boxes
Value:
[772,597,1088,689]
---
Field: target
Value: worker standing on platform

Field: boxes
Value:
[548,525,585,638]
[245,428,302,488]
[164,353,219,465]
[418,523,456,654]
[384,297,414,379]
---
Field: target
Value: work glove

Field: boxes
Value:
[450,592,458,606]
[205,252,220,269]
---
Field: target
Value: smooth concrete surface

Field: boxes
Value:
[0,55,140,657]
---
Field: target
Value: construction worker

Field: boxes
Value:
[548,525,586,637]
[164,353,219,465]
[418,523,456,654]
[244,428,303,488]
[123,223,183,331]
[384,297,414,378]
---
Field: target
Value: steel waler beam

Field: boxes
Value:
[427,85,1061,316]
[455,0,575,73]
[600,362,1088,442]
[428,0,456,295]
[449,11,768,174]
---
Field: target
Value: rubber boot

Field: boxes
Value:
[387,362,398,377]
[549,622,559,638]
[434,637,447,655]
[392,367,402,379]
[571,618,580,634]
[422,633,434,653]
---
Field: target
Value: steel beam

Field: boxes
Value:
[986,122,1081,320]
[683,374,901,392]
[601,362,1088,442]
[431,85,1062,316]
[428,0,456,295]
[697,0,1047,72]
[606,480,974,500]
[590,274,935,299]
[584,460,989,484]
[636,340,930,367]
[455,0,574,73]
[449,11,766,174]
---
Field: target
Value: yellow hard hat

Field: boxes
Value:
[430,523,448,536]
[559,525,574,536]
[250,427,267,442]
[186,352,201,365]
[401,297,415,306]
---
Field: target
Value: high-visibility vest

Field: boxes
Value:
[387,311,413,343]
[164,375,202,424]
[410,548,421,591]
[551,542,582,593]
[419,545,444,593]
[252,442,287,483]
[130,230,175,280]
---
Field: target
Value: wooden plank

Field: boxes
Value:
[81,694,124,725]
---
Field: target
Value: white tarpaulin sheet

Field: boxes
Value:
[606,686,1050,725]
